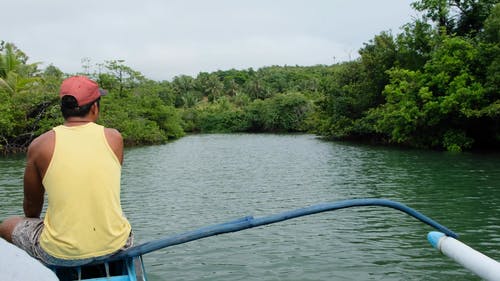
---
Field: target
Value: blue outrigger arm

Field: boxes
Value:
[52,199,465,281]
[109,198,457,261]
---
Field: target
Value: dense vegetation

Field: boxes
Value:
[1,0,499,153]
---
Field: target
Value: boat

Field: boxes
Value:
[0,237,58,281]
[11,199,500,281]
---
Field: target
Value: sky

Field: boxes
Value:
[2,0,419,81]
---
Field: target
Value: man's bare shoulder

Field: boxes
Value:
[26,130,55,176]
[103,127,124,164]
[28,130,55,152]
[104,127,123,142]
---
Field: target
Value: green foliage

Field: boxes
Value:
[100,87,184,145]
[195,72,224,102]
[2,0,500,153]
[0,43,58,153]
[359,31,398,98]
[311,0,500,151]
[97,60,146,97]
[171,75,199,107]
[314,61,376,139]
[194,97,249,133]
[442,129,474,152]
[249,92,311,132]
[180,91,312,134]
[483,3,500,42]
[367,69,424,145]
[0,42,323,153]
[396,20,437,70]
[411,0,499,36]
[0,90,15,137]
[364,33,498,151]
[178,107,200,132]
[271,92,311,131]
[0,47,189,153]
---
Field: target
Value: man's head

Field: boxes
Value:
[59,76,107,119]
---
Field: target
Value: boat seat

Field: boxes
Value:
[50,256,146,281]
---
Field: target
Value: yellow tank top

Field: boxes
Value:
[40,122,131,259]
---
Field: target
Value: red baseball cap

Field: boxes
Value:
[59,76,107,106]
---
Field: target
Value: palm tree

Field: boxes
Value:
[0,42,40,95]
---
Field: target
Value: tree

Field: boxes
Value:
[0,42,41,95]
[314,61,373,139]
[171,75,199,107]
[265,92,311,132]
[195,72,224,102]
[97,60,145,97]
[454,0,499,36]
[366,35,496,151]
[412,0,452,31]
[0,43,55,153]
[359,31,398,106]
[411,0,499,36]
[482,2,500,42]
[397,20,437,70]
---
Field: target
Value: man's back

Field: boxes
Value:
[39,123,131,259]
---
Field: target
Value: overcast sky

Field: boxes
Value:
[3,0,418,81]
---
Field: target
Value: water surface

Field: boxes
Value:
[1,134,499,280]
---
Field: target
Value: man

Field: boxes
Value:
[0,76,132,266]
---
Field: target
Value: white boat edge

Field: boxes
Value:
[0,237,58,281]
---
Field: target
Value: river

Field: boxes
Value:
[1,134,499,280]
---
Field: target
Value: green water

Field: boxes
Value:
[1,134,499,280]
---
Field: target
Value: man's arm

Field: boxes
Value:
[23,138,46,218]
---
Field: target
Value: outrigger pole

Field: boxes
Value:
[428,231,500,281]
[109,198,458,261]
[51,199,499,281]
